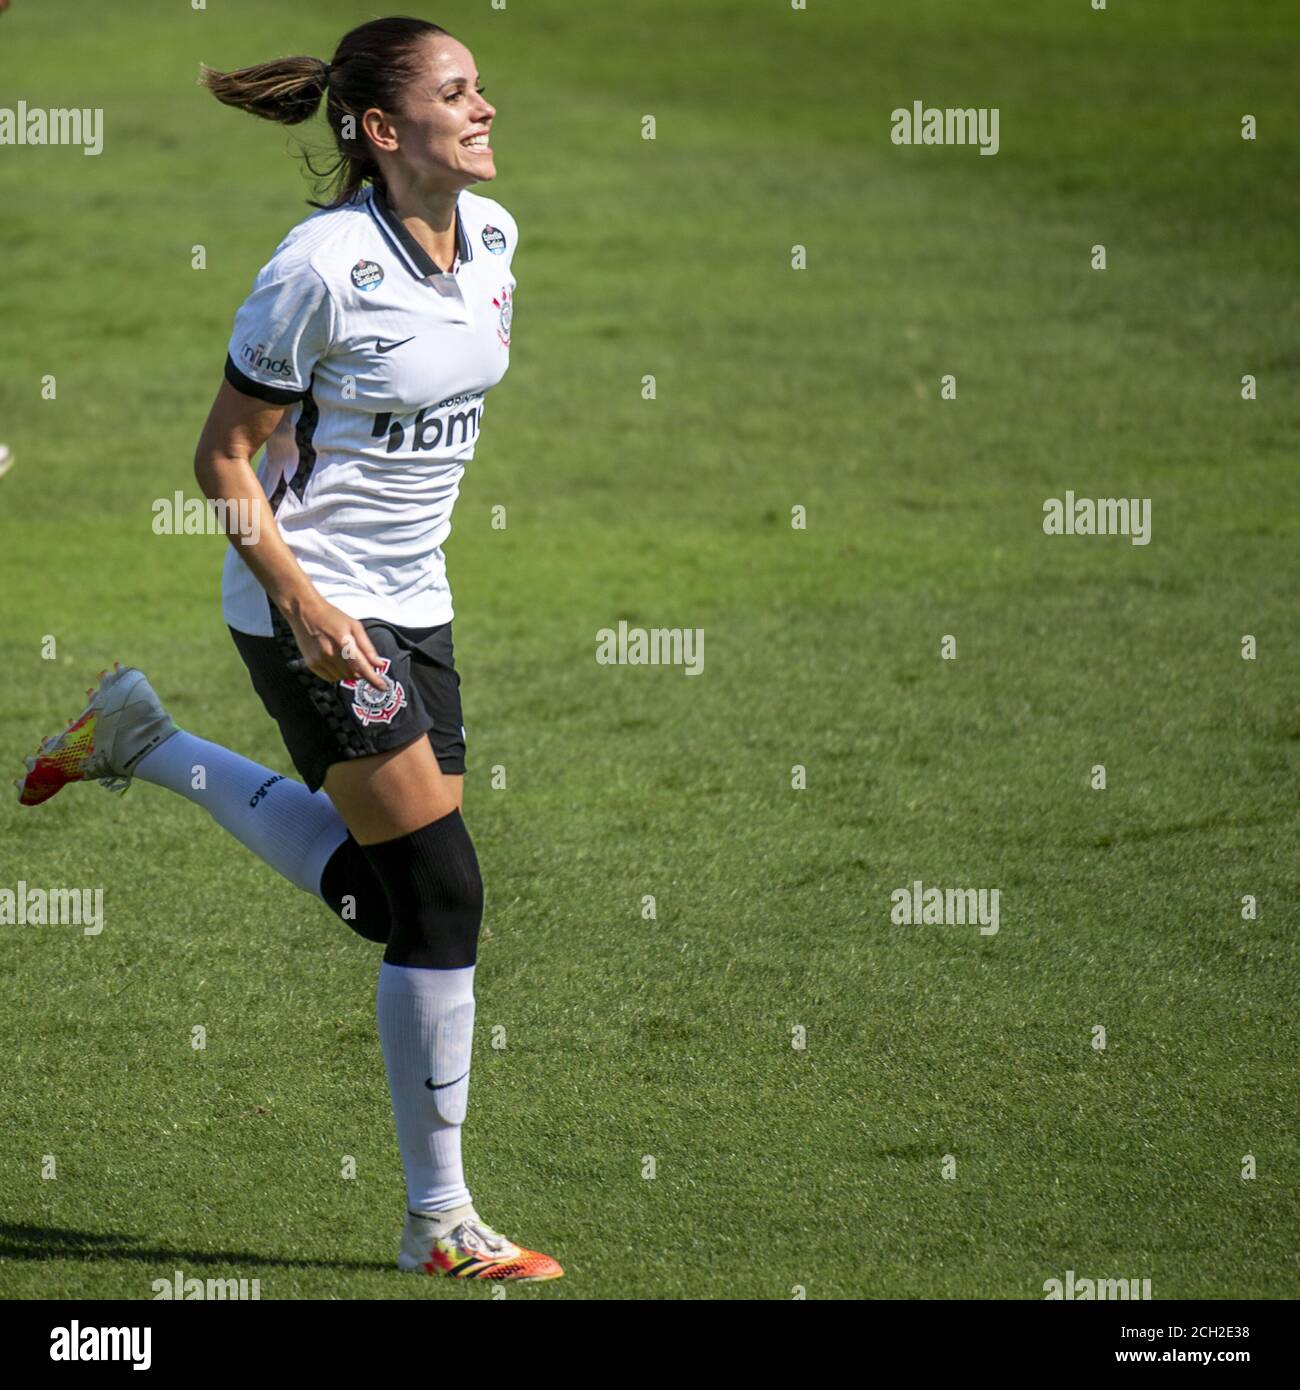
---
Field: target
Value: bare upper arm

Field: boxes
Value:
[194,380,291,472]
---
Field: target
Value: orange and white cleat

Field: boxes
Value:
[16,663,178,807]
[398,1204,564,1282]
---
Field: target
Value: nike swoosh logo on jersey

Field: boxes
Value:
[375,336,416,354]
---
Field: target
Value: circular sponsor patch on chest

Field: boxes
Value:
[481,225,507,254]
[351,259,384,292]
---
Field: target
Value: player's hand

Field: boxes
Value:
[286,597,386,691]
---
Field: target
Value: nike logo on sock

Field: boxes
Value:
[424,1071,469,1091]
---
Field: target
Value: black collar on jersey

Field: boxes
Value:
[367,183,472,279]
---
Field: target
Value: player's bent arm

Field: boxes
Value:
[193,380,384,689]
[194,383,310,613]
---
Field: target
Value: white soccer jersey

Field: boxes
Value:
[220,184,517,635]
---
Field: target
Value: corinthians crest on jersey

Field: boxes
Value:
[492,287,512,347]
[340,659,408,727]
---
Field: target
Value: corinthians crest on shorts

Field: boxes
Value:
[340,658,408,726]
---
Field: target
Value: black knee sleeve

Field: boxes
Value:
[320,835,392,944]
[361,809,484,969]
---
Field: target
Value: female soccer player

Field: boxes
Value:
[17,16,561,1283]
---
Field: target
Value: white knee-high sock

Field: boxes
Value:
[133,731,347,895]
[376,961,475,1214]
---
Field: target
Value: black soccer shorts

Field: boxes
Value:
[230,605,466,793]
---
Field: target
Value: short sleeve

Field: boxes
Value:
[224,262,335,405]
[499,209,519,269]
[495,208,518,290]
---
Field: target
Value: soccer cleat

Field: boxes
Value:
[16,663,179,807]
[397,1205,564,1282]
[0,444,13,480]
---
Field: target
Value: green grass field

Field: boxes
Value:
[1,0,1298,1300]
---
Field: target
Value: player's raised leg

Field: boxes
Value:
[15,663,392,942]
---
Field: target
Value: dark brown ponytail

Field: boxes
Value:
[199,55,328,126]
[200,17,453,209]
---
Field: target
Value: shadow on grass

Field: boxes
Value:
[0,1223,391,1273]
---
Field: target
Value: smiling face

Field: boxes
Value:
[365,35,497,195]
